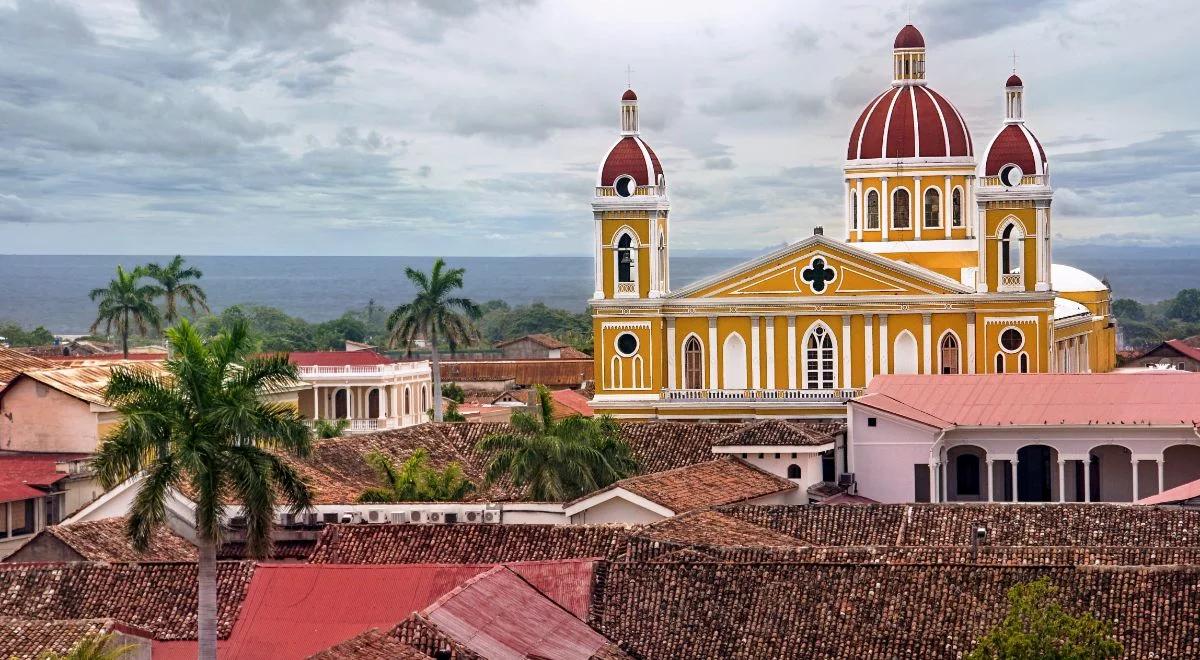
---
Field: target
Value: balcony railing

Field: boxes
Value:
[998,273,1024,292]
[663,388,863,402]
[595,185,664,198]
[297,363,429,377]
[980,174,1047,187]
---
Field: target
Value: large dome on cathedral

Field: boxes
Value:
[846,24,974,161]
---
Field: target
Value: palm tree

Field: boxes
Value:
[38,632,136,660]
[313,418,350,439]
[91,319,313,660]
[385,259,480,422]
[476,385,637,501]
[89,265,163,358]
[356,449,474,502]
[144,255,210,324]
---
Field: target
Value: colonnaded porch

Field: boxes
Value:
[297,362,432,433]
[922,441,1200,503]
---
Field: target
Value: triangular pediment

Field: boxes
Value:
[671,235,972,299]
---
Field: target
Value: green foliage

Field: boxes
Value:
[90,318,314,555]
[1113,289,1200,351]
[965,578,1123,660]
[476,385,637,501]
[1111,298,1144,322]
[442,382,466,404]
[439,400,467,422]
[475,301,592,352]
[357,449,474,502]
[89,265,163,358]
[143,255,210,324]
[0,322,55,347]
[313,418,350,439]
[1165,288,1200,323]
[37,632,136,660]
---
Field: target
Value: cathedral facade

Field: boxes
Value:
[590,24,1116,420]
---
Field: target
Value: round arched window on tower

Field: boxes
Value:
[614,175,635,197]
[999,163,1024,188]
[615,332,639,356]
[1000,328,1024,352]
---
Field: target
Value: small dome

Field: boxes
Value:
[847,85,973,160]
[1006,73,1023,87]
[598,136,663,187]
[622,88,638,101]
[982,123,1047,176]
[894,24,925,49]
[1052,264,1106,293]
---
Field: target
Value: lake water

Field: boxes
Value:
[0,246,1195,333]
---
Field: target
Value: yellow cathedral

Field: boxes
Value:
[590,24,1116,420]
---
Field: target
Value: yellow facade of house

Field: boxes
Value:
[589,24,1115,420]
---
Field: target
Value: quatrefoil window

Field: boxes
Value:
[801,257,837,294]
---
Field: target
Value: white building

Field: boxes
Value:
[292,350,432,433]
[849,372,1200,503]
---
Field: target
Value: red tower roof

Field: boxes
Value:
[622,88,638,101]
[982,123,1047,176]
[846,85,973,160]
[1006,73,1024,87]
[599,136,663,187]
[894,24,925,49]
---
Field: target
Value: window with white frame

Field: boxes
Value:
[892,188,911,229]
[866,190,880,229]
[804,325,835,389]
[683,336,704,389]
[952,188,963,227]
[924,188,940,228]
[940,333,960,374]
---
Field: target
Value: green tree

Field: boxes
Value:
[90,319,313,660]
[438,400,466,422]
[442,382,466,404]
[37,632,136,660]
[143,255,210,324]
[1111,298,1145,322]
[966,578,1123,660]
[385,259,481,422]
[1165,289,1200,323]
[313,418,350,439]
[476,385,637,501]
[357,449,474,502]
[0,322,55,347]
[88,265,163,358]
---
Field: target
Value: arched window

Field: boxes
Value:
[956,454,980,496]
[850,190,859,229]
[368,389,380,418]
[1019,352,1030,373]
[334,389,349,419]
[866,190,880,229]
[940,333,960,374]
[892,188,910,229]
[1000,222,1023,275]
[923,188,940,228]
[616,233,635,283]
[804,325,835,389]
[894,331,918,374]
[952,188,963,227]
[683,336,704,390]
[787,464,802,479]
[421,385,428,412]
[657,230,667,290]
[403,387,411,415]
[722,332,748,390]
[995,353,1005,374]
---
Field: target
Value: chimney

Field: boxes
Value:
[814,226,824,235]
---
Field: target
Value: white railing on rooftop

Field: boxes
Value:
[297,362,429,377]
[664,388,862,402]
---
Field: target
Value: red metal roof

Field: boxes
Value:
[599,136,662,186]
[983,123,1046,176]
[288,350,393,367]
[848,85,972,160]
[1166,339,1200,363]
[153,560,597,659]
[894,24,925,49]
[1138,477,1200,505]
[551,388,594,418]
[422,565,613,659]
[857,373,1200,428]
[0,452,86,504]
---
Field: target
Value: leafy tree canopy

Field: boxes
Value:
[0,322,55,347]
[357,449,474,502]
[966,578,1123,660]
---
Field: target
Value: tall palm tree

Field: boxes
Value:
[386,259,480,422]
[91,319,313,660]
[144,255,210,324]
[89,265,162,358]
[476,385,638,501]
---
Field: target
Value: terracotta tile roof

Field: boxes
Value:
[41,518,198,562]
[633,509,808,550]
[288,350,393,367]
[592,562,1200,659]
[308,628,427,660]
[308,524,630,564]
[495,333,570,350]
[0,617,127,660]
[613,422,737,474]
[0,452,87,504]
[441,359,593,387]
[711,419,840,447]
[578,457,796,514]
[552,388,594,417]
[858,373,1200,428]
[48,353,165,366]
[217,540,314,561]
[0,347,53,391]
[0,562,255,640]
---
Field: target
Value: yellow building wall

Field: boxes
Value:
[600,214,652,299]
[982,206,1039,293]
[848,170,973,245]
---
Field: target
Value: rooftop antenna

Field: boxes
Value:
[625,64,635,89]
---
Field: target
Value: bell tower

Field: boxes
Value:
[591,88,670,301]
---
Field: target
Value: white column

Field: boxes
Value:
[921,313,932,374]
[666,317,677,390]
[593,214,604,299]
[750,316,761,390]
[965,177,975,238]
[648,215,660,298]
[312,385,320,421]
[986,459,995,502]
[929,462,938,503]
[1058,459,1066,502]
[844,179,852,240]
[1131,458,1140,502]
[879,314,889,374]
[880,177,890,241]
[855,179,864,241]
[390,385,398,422]
[786,316,797,389]
[1035,207,1049,291]
[1010,459,1019,502]
[914,176,923,239]
[765,317,776,390]
[1084,458,1092,502]
[707,317,718,390]
[943,175,952,238]
[864,314,875,385]
[1158,458,1165,493]
[841,315,852,388]
[966,314,977,374]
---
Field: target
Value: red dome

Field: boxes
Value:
[983,123,1047,176]
[894,24,925,49]
[599,136,663,187]
[622,89,638,101]
[1006,74,1023,87]
[847,85,973,160]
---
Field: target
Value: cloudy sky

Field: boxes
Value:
[1,0,1197,256]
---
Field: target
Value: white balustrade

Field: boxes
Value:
[998,273,1024,292]
[663,388,863,402]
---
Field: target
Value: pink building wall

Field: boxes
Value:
[0,378,102,453]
